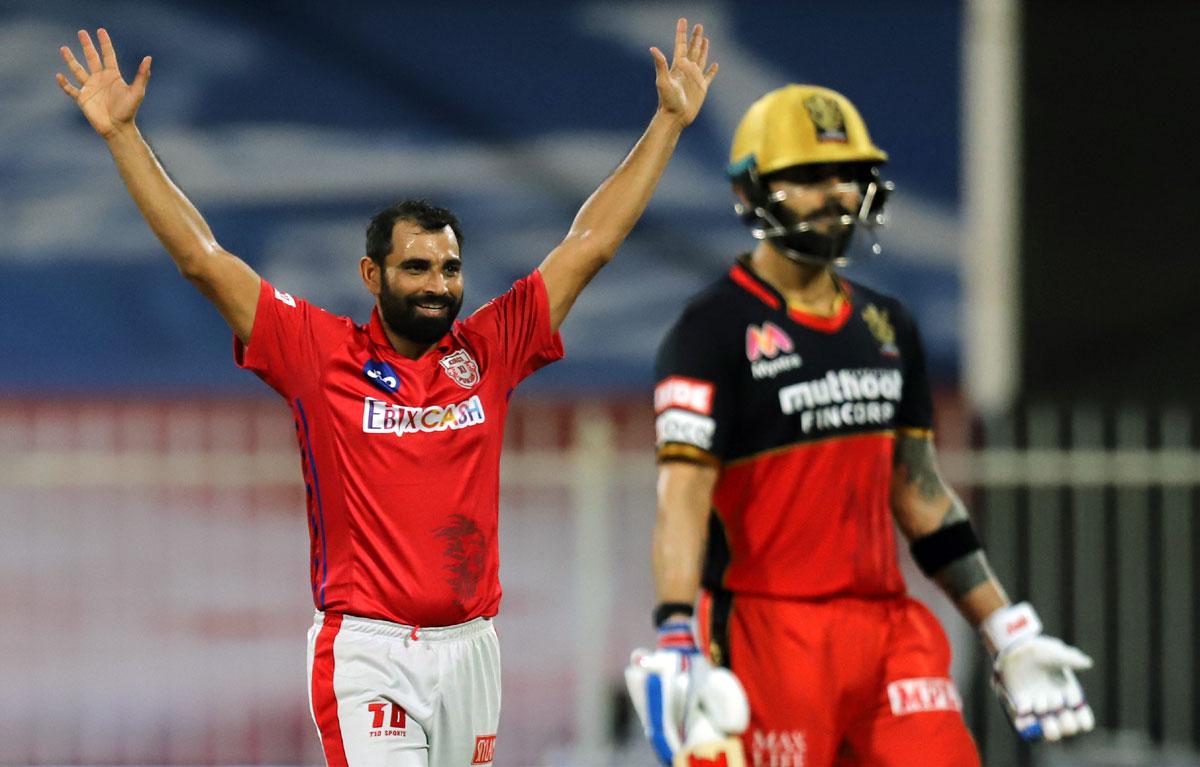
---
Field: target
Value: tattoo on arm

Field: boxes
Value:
[895,434,998,600]
[933,551,996,601]
[894,434,969,524]
[893,434,942,501]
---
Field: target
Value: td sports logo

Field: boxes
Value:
[362,396,486,436]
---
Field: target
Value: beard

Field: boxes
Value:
[378,281,463,345]
[771,199,857,263]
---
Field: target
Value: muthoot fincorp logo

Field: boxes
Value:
[778,368,904,433]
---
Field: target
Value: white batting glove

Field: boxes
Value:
[981,602,1095,742]
[625,621,749,765]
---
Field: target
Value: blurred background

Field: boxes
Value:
[1,1,1197,765]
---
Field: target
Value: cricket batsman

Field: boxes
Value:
[625,85,1094,766]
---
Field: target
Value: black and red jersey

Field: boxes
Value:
[654,256,933,599]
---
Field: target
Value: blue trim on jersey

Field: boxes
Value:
[646,673,673,764]
[296,398,329,609]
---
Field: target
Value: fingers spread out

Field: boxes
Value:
[78,29,101,73]
[55,72,80,99]
[59,45,88,84]
[688,23,704,62]
[97,28,120,72]
[672,17,687,64]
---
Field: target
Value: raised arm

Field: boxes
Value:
[56,28,260,343]
[538,18,717,332]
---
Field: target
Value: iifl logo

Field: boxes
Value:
[367,702,407,738]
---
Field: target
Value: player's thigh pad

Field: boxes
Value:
[841,598,980,767]
[307,613,500,767]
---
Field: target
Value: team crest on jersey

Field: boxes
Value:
[439,349,480,388]
[861,304,900,357]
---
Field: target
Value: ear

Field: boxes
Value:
[360,256,381,297]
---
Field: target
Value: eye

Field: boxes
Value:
[445,262,462,275]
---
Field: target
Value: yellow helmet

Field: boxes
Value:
[727,84,893,265]
[729,84,887,174]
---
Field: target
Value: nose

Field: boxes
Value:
[427,269,450,295]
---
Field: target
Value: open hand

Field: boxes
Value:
[56,28,151,138]
[651,18,717,128]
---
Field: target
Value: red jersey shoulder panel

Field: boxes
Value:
[234,279,355,399]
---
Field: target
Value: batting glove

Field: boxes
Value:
[981,602,1095,742]
[625,620,749,765]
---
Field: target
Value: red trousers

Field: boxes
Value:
[699,592,980,767]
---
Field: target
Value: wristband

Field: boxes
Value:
[911,520,982,577]
[980,601,1042,656]
[653,601,694,629]
[657,619,697,651]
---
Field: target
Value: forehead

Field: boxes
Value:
[386,220,460,262]
[767,162,864,186]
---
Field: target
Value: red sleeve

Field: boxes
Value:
[233,279,354,398]
[463,269,565,384]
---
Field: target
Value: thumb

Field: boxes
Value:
[131,55,151,97]
[650,46,669,79]
[1033,638,1094,670]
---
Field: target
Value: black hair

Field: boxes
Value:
[365,199,463,266]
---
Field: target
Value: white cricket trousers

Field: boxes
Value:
[307,611,501,767]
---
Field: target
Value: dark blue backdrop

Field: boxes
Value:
[1,0,961,394]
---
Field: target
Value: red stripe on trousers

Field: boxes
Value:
[312,613,348,767]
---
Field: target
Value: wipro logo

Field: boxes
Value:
[362,396,486,436]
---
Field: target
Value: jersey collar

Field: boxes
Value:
[728,257,853,333]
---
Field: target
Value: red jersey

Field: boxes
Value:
[654,257,933,600]
[235,270,563,627]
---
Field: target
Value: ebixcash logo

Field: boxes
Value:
[362,396,486,436]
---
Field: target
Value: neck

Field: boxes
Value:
[749,242,841,316]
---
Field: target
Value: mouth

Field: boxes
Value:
[413,301,450,317]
